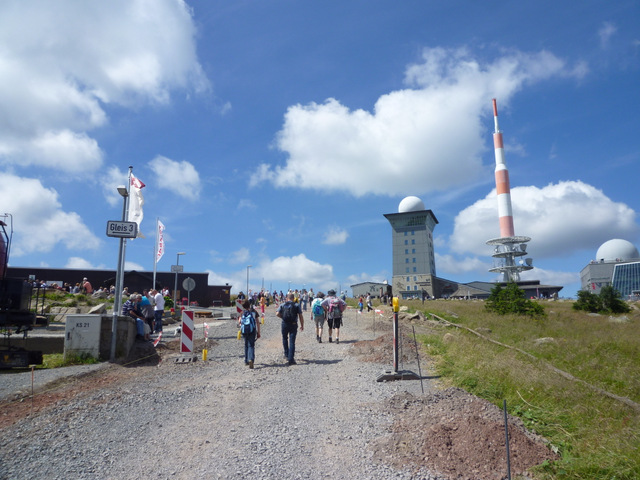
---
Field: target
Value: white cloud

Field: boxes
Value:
[101,166,130,207]
[520,267,579,287]
[435,253,490,275]
[345,272,389,286]
[65,257,108,270]
[238,199,256,210]
[0,173,101,256]
[206,269,234,287]
[253,47,580,197]
[207,254,336,294]
[0,0,208,174]
[323,226,349,245]
[256,254,335,289]
[230,248,250,264]
[450,180,639,259]
[124,261,145,271]
[149,155,202,201]
[598,22,617,49]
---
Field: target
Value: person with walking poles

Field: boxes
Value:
[321,289,346,344]
[238,299,260,369]
[277,292,304,365]
[310,291,326,343]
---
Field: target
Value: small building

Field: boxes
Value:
[350,282,388,299]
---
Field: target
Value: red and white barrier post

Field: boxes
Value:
[181,309,195,355]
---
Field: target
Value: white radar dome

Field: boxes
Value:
[595,239,640,262]
[398,196,425,213]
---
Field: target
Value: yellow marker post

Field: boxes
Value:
[392,297,400,371]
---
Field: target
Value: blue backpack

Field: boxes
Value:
[312,302,324,317]
[240,310,256,336]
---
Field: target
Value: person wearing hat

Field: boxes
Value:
[321,289,346,344]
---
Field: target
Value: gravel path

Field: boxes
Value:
[1,306,442,480]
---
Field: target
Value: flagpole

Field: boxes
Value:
[153,217,159,288]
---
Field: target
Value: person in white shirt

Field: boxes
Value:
[152,289,165,333]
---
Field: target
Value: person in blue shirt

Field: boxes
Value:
[122,294,147,341]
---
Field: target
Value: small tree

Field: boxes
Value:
[573,289,602,313]
[485,282,545,317]
[574,285,630,314]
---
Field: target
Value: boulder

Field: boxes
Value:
[88,303,107,314]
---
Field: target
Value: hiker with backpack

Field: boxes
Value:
[276,292,304,365]
[238,300,260,369]
[321,289,347,344]
[310,292,326,343]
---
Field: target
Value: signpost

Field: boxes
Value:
[183,277,195,306]
[106,221,138,238]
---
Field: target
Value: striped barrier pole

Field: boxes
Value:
[181,310,194,354]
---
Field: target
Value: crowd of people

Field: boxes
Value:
[121,288,167,342]
[238,288,347,368]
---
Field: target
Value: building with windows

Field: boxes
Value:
[383,196,439,299]
[580,238,640,299]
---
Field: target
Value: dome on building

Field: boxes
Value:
[595,239,640,262]
[398,196,425,213]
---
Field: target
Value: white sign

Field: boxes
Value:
[106,221,138,238]
[182,277,196,292]
[171,265,184,273]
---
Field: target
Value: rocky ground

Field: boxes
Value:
[0,306,557,479]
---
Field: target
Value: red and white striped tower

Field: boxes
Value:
[492,98,515,238]
[486,99,533,283]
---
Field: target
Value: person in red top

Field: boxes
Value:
[82,277,93,295]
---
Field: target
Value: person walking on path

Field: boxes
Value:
[310,292,326,343]
[277,292,304,365]
[321,289,346,344]
[238,300,260,369]
[366,294,373,312]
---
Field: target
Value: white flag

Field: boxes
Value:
[156,220,165,262]
[129,174,145,238]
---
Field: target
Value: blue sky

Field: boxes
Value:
[1,0,638,298]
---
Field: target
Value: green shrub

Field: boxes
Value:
[573,285,630,314]
[163,296,174,309]
[485,282,546,317]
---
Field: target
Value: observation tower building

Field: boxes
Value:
[384,196,438,298]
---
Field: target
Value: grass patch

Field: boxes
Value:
[412,299,640,479]
[41,352,100,369]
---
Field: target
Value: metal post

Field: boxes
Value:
[393,309,399,373]
[173,252,185,308]
[246,265,252,297]
[110,168,131,362]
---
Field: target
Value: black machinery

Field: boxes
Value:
[0,214,42,368]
